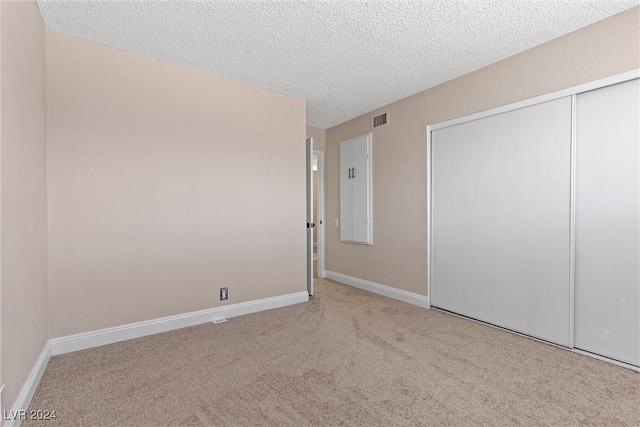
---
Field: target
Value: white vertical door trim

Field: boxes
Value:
[569,94,577,349]
[306,137,314,296]
[366,136,373,245]
[426,127,434,308]
[314,149,326,279]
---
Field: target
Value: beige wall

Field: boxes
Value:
[306,126,326,151]
[0,1,48,412]
[47,32,306,338]
[325,7,640,296]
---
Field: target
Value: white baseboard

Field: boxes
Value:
[325,271,429,308]
[50,291,309,356]
[4,342,51,427]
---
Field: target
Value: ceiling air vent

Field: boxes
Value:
[372,112,388,129]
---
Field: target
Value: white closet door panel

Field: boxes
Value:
[575,79,640,366]
[340,141,353,241]
[431,97,572,346]
[352,136,370,243]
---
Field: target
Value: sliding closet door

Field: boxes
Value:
[575,79,640,366]
[431,97,572,346]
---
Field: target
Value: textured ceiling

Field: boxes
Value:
[37,1,637,129]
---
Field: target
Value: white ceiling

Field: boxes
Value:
[37,1,637,129]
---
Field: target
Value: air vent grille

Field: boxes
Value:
[372,112,388,128]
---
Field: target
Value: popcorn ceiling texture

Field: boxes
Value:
[37,0,637,129]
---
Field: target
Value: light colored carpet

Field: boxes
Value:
[26,279,639,426]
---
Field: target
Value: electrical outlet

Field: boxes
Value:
[220,287,228,300]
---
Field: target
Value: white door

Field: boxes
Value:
[574,79,640,366]
[340,133,373,244]
[431,97,573,346]
[351,136,370,243]
[306,138,314,296]
[339,139,353,241]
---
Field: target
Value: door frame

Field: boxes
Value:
[314,150,326,279]
[306,138,314,296]
[426,68,640,371]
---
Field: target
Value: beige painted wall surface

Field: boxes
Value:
[306,126,326,151]
[326,7,640,296]
[47,32,306,338]
[0,1,48,411]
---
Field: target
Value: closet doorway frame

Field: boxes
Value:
[314,149,326,279]
[425,68,640,371]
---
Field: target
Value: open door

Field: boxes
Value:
[306,138,314,296]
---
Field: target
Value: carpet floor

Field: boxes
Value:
[26,279,639,426]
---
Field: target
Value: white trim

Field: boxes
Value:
[306,137,314,296]
[50,291,309,355]
[326,271,429,308]
[569,94,577,348]
[426,126,434,309]
[5,343,51,427]
[313,149,326,279]
[428,69,640,132]
[0,384,4,422]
